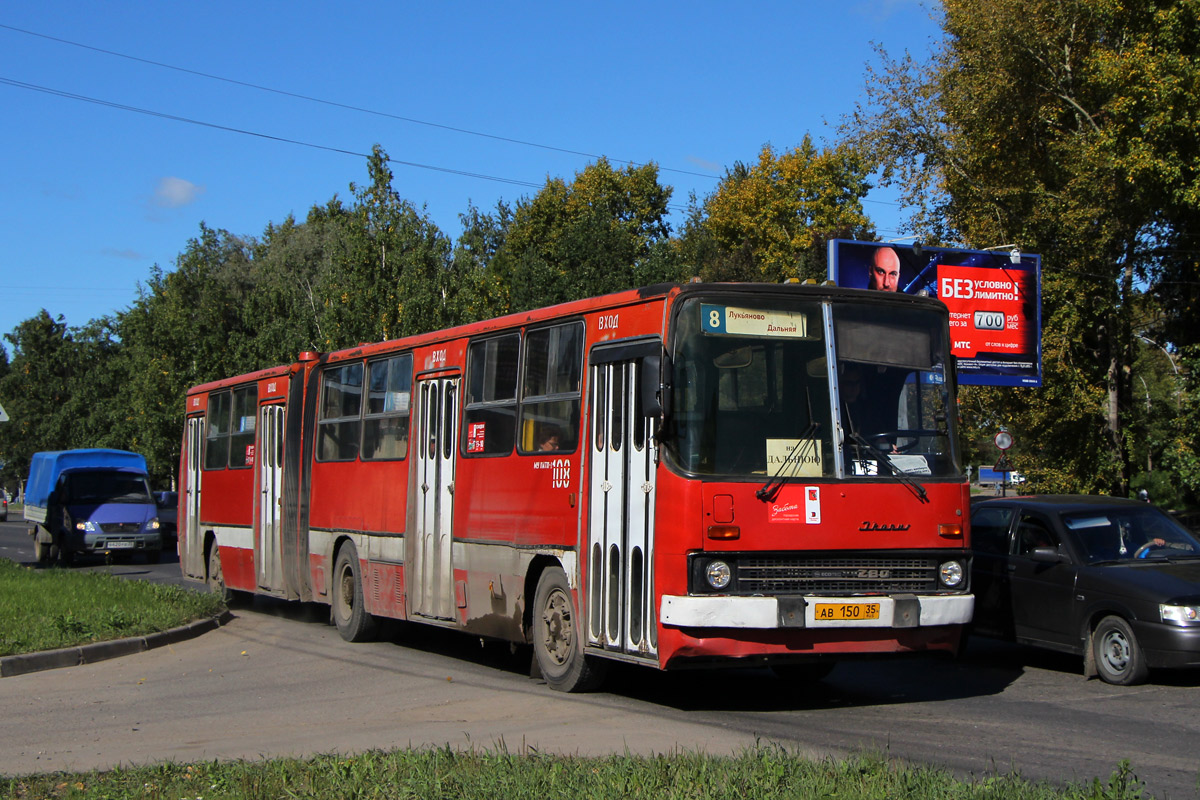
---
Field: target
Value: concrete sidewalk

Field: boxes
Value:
[0,611,232,677]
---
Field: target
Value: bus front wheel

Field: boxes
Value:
[532,567,605,692]
[332,542,377,643]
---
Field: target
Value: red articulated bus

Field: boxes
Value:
[179,281,972,691]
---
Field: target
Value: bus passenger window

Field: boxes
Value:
[204,390,232,470]
[204,385,258,469]
[317,363,364,461]
[363,354,412,460]
[519,322,583,455]
[464,333,520,456]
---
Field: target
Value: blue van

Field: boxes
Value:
[25,449,163,564]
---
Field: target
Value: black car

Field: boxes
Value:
[970,495,1200,685]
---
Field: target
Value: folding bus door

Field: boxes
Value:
[181,415,205,580]
[586,354,657,659]
[255,403,286,593]
[413,375,459,621]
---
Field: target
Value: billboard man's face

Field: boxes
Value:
[869,248,900,291]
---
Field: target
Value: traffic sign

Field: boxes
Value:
[994,430,1013,450]
[0,401,8,422]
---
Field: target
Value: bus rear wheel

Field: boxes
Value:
[332,542,378,642]
[532,567,605,692]
[208,544,232,603]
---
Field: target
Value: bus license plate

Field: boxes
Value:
[107,541,134,549]
[814,602,880,621]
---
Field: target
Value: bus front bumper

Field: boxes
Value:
[660,593,973,630]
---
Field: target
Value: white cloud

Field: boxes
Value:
[153,176,205,209]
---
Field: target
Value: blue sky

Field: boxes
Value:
[0,2,942,355]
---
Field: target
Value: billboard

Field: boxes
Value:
[828,239,1042,387]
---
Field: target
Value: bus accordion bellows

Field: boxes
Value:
[179,281,972,691]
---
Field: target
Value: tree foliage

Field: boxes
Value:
[845,0,1200,499]
[492,158,685,314]
[685,138,875,283]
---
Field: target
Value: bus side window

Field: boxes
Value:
[464,333,520,456]
[363,354,412,460]
[519,322,583,455]
[317,363,364,461]
[204,390,232,470]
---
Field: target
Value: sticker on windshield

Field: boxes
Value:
[702,304,811,338]
[766,439,822,477]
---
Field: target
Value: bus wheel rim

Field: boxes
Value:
[541,588,573,666]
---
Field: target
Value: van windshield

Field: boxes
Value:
[65,472,153,504]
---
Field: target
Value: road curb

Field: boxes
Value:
[0,610,234,678]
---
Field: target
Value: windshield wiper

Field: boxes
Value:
[847,430,929,504]
[756,423,819,504]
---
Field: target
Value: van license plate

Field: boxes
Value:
[814,603,880,621]
[107,541,134,549]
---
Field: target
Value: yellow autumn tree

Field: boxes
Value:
[688,136,874,283]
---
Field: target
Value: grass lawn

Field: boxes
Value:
[0,558,224,656]
[0,747,1150,800]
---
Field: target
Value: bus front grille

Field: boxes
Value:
[738,557,939,594]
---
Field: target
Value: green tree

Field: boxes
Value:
[687,138,874,283]
[493,158,683,313]
[319,145,452,346]
[244,202,351,366]
[0,312,126,488]
[846,0,1200,497]
[112,224,260,484]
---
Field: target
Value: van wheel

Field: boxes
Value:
[1093,615,1149,685]
[532,567,606,692]
[332,542,377,642]
[34,539,50,564]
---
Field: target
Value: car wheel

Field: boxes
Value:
[1092,615,1149,685]
[331,542,378,642]
[531,567,606,692]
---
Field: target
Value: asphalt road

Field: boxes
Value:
[2,517,1199,797]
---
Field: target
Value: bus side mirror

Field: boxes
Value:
[640,354,669,417]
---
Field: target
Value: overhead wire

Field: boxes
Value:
[0,22,718,182]
[0,22,909,217]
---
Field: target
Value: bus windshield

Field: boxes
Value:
[832,303,959,479]
[667,296,834,477]
[664,295,960,480]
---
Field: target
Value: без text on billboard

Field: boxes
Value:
[828,240,1042,387]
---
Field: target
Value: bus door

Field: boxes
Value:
[586,351,658,659]
[255,403,286,593]
[181,415,205,580]
[413,375,459,620]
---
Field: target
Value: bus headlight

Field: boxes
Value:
[705,560,732,590]
[938,560,964,588]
